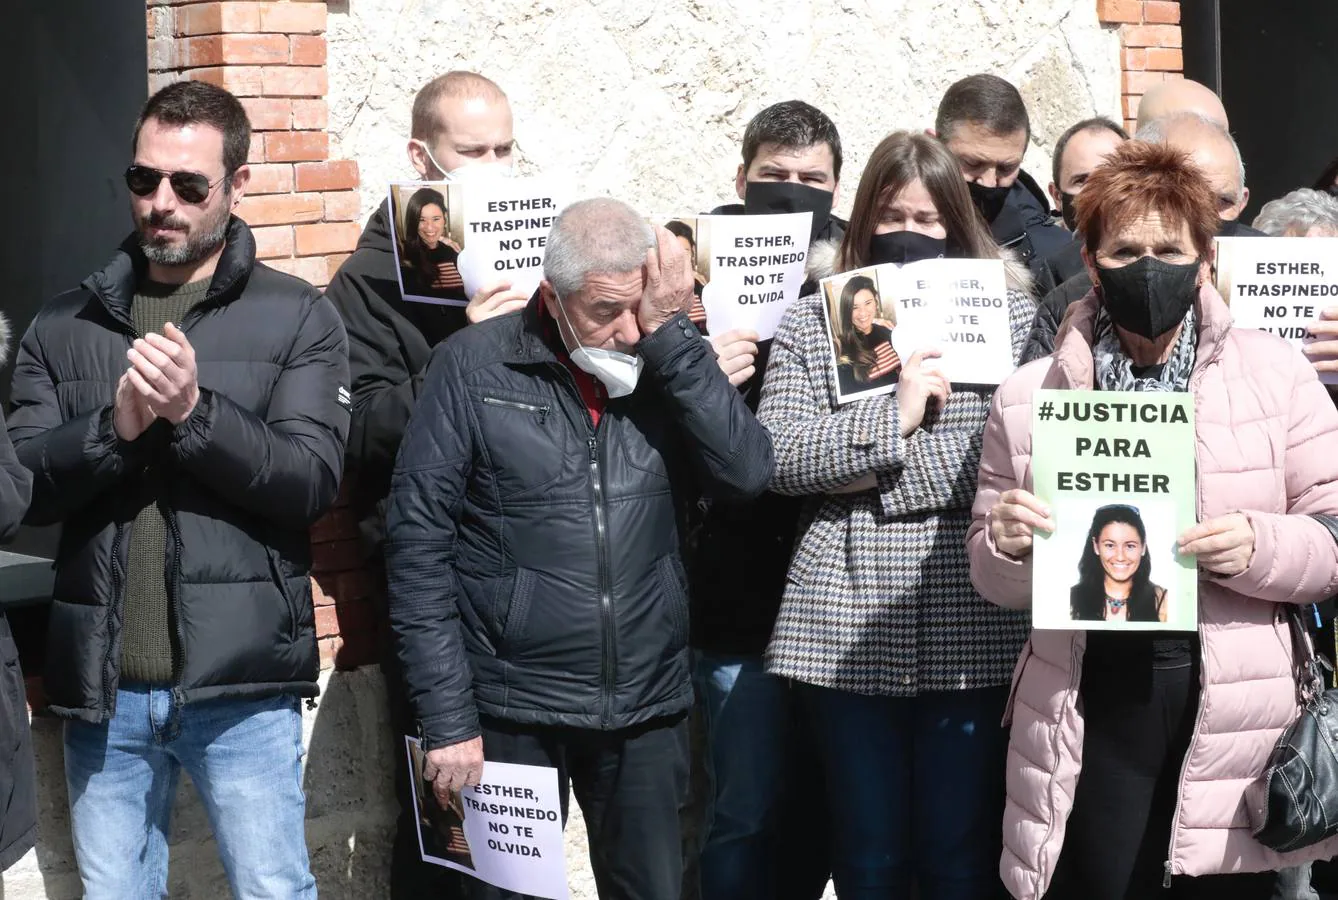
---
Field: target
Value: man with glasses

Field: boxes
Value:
[6,79,348,898]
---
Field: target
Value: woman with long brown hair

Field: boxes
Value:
[758,130,1035,897]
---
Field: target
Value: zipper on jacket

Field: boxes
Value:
[588,434,616,729]
[162,501,188,707]
[1164,354,1221,886]
[481,396,550,423]
[103,524,127,720]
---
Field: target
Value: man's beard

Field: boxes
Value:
[137,192,231,266]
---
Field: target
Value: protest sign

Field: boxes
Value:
[817,258,1013,404]
[652,212,811,340]
[1029,389,1198,631]
[389,177,571,307]
[1215,235,1338,384]
[406,737,568,899]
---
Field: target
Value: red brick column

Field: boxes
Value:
[145,1,361,289]
[145,1,378,671]
[1097,0,1184,133]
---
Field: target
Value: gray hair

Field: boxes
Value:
[1135,111,1246,198]
[542,198,655,297]
[1253,188,1338,236]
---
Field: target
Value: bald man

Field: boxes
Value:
[1020,108,1265,364]
[1135,78,1228,131]
[1138,112,1253,228]
[325,70,520,900]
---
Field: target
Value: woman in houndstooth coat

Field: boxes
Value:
[757,131,1036,897]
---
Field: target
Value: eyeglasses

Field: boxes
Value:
[124,165,227,204]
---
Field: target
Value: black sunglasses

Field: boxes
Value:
[124,165,227,204]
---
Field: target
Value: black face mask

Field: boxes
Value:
[1060,192,1078,231]
[743,181,833,243]
[1095,256,1200,340]
[1217,218,1249,238]
[968,181,1011,223]
[868,230,947,265]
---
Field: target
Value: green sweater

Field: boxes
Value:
[120,277,210,684]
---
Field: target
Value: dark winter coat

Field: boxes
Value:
[325,202,468,525]
[993,171,1071,290]
[0,312,36,871]
[6,218,350,722]
[385,300,775,749]
[687,205,849,656]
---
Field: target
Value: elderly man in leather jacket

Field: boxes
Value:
[386,197,775,900]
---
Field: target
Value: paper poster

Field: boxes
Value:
[817,258,1013,404]
[1215,235,1338,383]
[1029,389,1198,631]
[406,737,568,899]
[389,177,572,307]
[652,212,811,340]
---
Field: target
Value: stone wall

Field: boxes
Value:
[329,0,1123,224]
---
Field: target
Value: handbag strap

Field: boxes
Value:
[1282,604,1326,706]
[1282,513,1338,705]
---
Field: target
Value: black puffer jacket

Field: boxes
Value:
[0,312,35,872]
[6,219,349,722]
[326,202,467,526]
[386,301,775,749]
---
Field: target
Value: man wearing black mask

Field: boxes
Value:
[1026,118,1130,304]
[932,74,1070,286]
[713,100,846,284]
[689,99,839,900]
[1020,110,1266,364]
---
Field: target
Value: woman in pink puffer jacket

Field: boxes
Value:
[967,141,1338,900]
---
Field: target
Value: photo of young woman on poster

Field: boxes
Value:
[830,272,901,397]
[664,219,708,331]
[1069,504,1168,623]
[396,185,467,303]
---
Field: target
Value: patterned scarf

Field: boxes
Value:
[1091,305,1197,392]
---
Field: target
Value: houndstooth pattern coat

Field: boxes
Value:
[758,273,1036,696]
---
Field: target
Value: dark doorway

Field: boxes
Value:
[0,2,146,666]
[1183,0,1338,222]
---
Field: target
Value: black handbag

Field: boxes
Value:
[1246,515,1338,852]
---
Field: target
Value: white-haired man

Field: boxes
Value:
[386,198,774,900]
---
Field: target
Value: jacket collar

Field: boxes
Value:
[1051,283,1234,389]
[497,293,564,365]
[82,216,257,330]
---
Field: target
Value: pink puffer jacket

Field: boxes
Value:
[966,286,1338,900]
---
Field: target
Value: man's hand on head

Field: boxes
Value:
[636,225,694,336]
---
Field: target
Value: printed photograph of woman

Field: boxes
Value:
[827,272,902,399]
[1069,504,1168,623]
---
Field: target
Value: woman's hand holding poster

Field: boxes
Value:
[389,177,573,307]
[817,258,1012,404]
[1029,389,1198,631]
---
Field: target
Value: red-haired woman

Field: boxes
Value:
[968,141,1338,899]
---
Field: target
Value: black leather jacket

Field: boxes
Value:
[386,300,775,748]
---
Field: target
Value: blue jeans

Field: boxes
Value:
[801,683,1009,900]
[694,652,829,900]
[64,685,316,900]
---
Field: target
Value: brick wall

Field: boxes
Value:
[1097,0,1184,132]
[145,1,361,289]
[144,0,377,671]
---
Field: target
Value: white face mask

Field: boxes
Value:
[413,140,514,182]
[553,292,642,399]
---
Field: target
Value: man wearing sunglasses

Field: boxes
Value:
[6,79,349,898]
